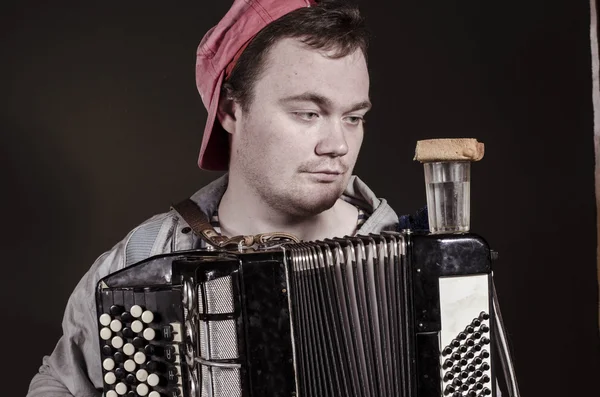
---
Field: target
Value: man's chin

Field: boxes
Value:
[287,184,345,216]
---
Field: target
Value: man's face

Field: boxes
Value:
[229,38,370,217]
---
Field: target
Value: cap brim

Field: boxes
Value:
[198,70,229,171]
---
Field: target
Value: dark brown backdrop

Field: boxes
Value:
[2,1,598,396]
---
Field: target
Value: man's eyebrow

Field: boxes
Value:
[279,92,372,112]
[348,100,372,112]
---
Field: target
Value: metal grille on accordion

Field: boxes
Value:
[96,231,496,397]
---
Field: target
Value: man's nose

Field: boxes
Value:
[314,120,349,157]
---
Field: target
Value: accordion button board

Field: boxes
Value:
[96,233,496,397]
[97,291,187,397]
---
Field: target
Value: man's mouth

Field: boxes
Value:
[309,169,344,175]
[305,169,345,182]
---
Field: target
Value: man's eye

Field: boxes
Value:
[295,112,319,121]
[345,116,366,125]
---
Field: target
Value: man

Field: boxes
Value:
[27,0,399,395]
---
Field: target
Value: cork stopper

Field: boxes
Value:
[414,138,485,163]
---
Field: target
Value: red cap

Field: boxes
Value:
[196,0,316,171]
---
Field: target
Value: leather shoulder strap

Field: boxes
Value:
[171,198,300,250]
[171,199,227,247]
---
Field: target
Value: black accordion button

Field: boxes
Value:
[479,311,490,320]
[125,373,136,385]
[444,384,456,395]
[102,345,114,356]
[167,367,179,384]
[115,367,126,380]
[114,352,125,363]
[110,305,124,317]
[122,327,135,339]
[144,344,156,356]
[165,346,177,363]
[146,360,159,373]
[121,312,134,324]
[171,387,182,396]
[479,362,491,372]
[162,325,174,341]
[133,337,146,349]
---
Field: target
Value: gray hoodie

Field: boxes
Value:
[27,174,399,397]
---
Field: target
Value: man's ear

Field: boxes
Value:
[217,94,239,135]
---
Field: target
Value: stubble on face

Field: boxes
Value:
[230,38,370,219]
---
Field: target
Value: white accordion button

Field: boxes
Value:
[110,319,122,332]
[106,391,118,397]
[141,310,154,324]
[130,305,143,318]
[104,371,116,385]
[99,313,111,326]
[149,392,161,397]
[131,320,144,333]
[100,327,112,340]
[136,383,149,396]
[111,336,124,349]
[147,373,160,387]
[134,351,146,365]
[143,328,156,341]
[136,369,149,382]
[115,382,128,396]
[102,358,115,371]
[123,343,135,356]
[124,359,136,373]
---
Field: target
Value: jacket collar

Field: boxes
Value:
[189,173,399,235]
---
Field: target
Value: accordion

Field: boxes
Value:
[96,231,497,397]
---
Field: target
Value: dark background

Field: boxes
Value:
[2,0,599,396]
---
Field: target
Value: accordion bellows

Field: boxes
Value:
[96,232,496,397]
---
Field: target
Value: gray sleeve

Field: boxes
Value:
[26,243,126,397]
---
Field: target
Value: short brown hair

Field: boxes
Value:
[222,0,369,111]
